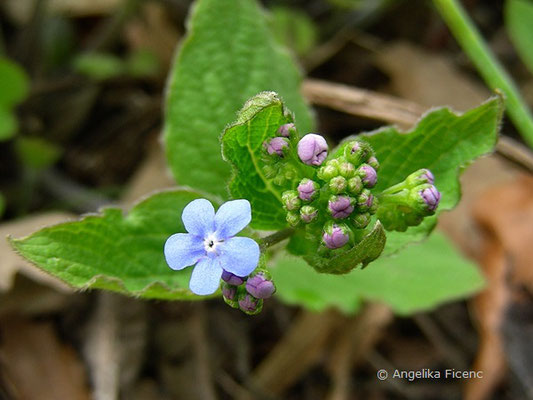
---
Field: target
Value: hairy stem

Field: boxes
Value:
[433,0,533,148]
[259,228,294,251]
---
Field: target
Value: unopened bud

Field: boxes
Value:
[300,205,318,223]
[344,140,372,165]
[322,222,351,249]
[406,168,435,186]
[221,270,245,286]
[297,179,319,201]
[286,211,301,227]
[238,292,263,315]
[318,164,338,181]
[264,137,289,157]
[414,185,441,213]
[329,176,347,194]
[328,195,355,219]
[367,156,380,171]
[358,164,377,188]
[347,176,363,195]
[297,134,328,166]
[246,271,276,299]
[222,283,239,309]
[338,161,356,178]
[277,123,295,137]
[352,212,371,229]
[282,190,301,211]
[357,189,374,212]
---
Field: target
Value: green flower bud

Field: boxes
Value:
[329,176,347,194]
[286,211,301,227]
[369,195,379,214]
[318,159,340,181]
[367,156,380,171]
[338,161,356,178]
[300,205,318,223]
[344,140,372,166]
[356,189,374,212]
[347,176,363,195]
[406,169,435,186]
[282,190,301,211]
[352,212,371,229]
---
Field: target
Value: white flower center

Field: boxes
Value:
[203,233,223,254]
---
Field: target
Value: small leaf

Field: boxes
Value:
[15,137,62,169]
[222,92,295,230]
[73,53,125,81]
[10,189,217,300]
[506,0,533,74]
[163,0,314,198]
[304,221,386,274]
[0,108,18,141]
[270,6,318,57]
[338,97,503,255]
[0,57,29,107]
[272,232,484,314]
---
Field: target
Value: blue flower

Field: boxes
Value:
[164,199,260,295]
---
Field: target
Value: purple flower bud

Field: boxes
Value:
[358,164,377,188]
[222,283,238,301]
[347,176,363,194]
[238,293,263,315]
[328,195,354,219]
[357,190,374,212]
[277,123,295,137]
[281,190,301,211]
[339,161,356,178]
[300,205,318,223]
[367,156,380,171]
[264,137,289,157]
[322,224,350,249]
[246,272,276,299]
[297,179,319,201]
[419,185,441,212]
[221,270,245,286]
[352,213,371,229]
[406,168,435,186]
[297,134,328,166]
[329,176,347,194]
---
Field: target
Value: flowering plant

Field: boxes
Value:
[9,0,502,315]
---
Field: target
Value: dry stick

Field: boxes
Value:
[326,303,393,400]
[242,310,344,398]
[302,79,533,172]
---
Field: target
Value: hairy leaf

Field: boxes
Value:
[10,190,217,300]
[273,232,484,314]
[164,0,314,198]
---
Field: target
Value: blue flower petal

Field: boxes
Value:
[218,236,260,277]
[182,199,215,236]
[164,233,204,270]
[214,199,251,238]
[189,257,223,295]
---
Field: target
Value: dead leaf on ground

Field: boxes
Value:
[0,319,91,400]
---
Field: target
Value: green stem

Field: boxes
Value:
[258,228,294,251]
[433,0,533,148]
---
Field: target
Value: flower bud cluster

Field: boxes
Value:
[279,134,381,250]
[262,123,299,186]
[221,269,276,315]
[377,169,441,231]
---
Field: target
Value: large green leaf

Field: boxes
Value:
[10,190,217,300]
[506,0,533,74]
[163,0,314,198]
[341,97,502,256]
[273,232,484,315]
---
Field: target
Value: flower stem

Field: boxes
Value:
[433,0,533,148]
[258,228,294,251]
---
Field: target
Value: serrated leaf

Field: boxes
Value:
[506,0,533,74]
[339,97,503,255]
[272,232,484,314]
[10,190,217,300]
[304,221,386,273]
[163,0,314,198]
[222,92,297,230]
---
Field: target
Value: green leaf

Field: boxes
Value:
[340,97,503,256]
[272,232,484,314]
[506,0,533,74]
[270,6,318,57]
[163,0,314,198]
[0,107,18,141]
[222,92,296,230]
[304,221,386,273]
[10,189,216,300]
[73,53,125,80]
[0,57,29,107]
